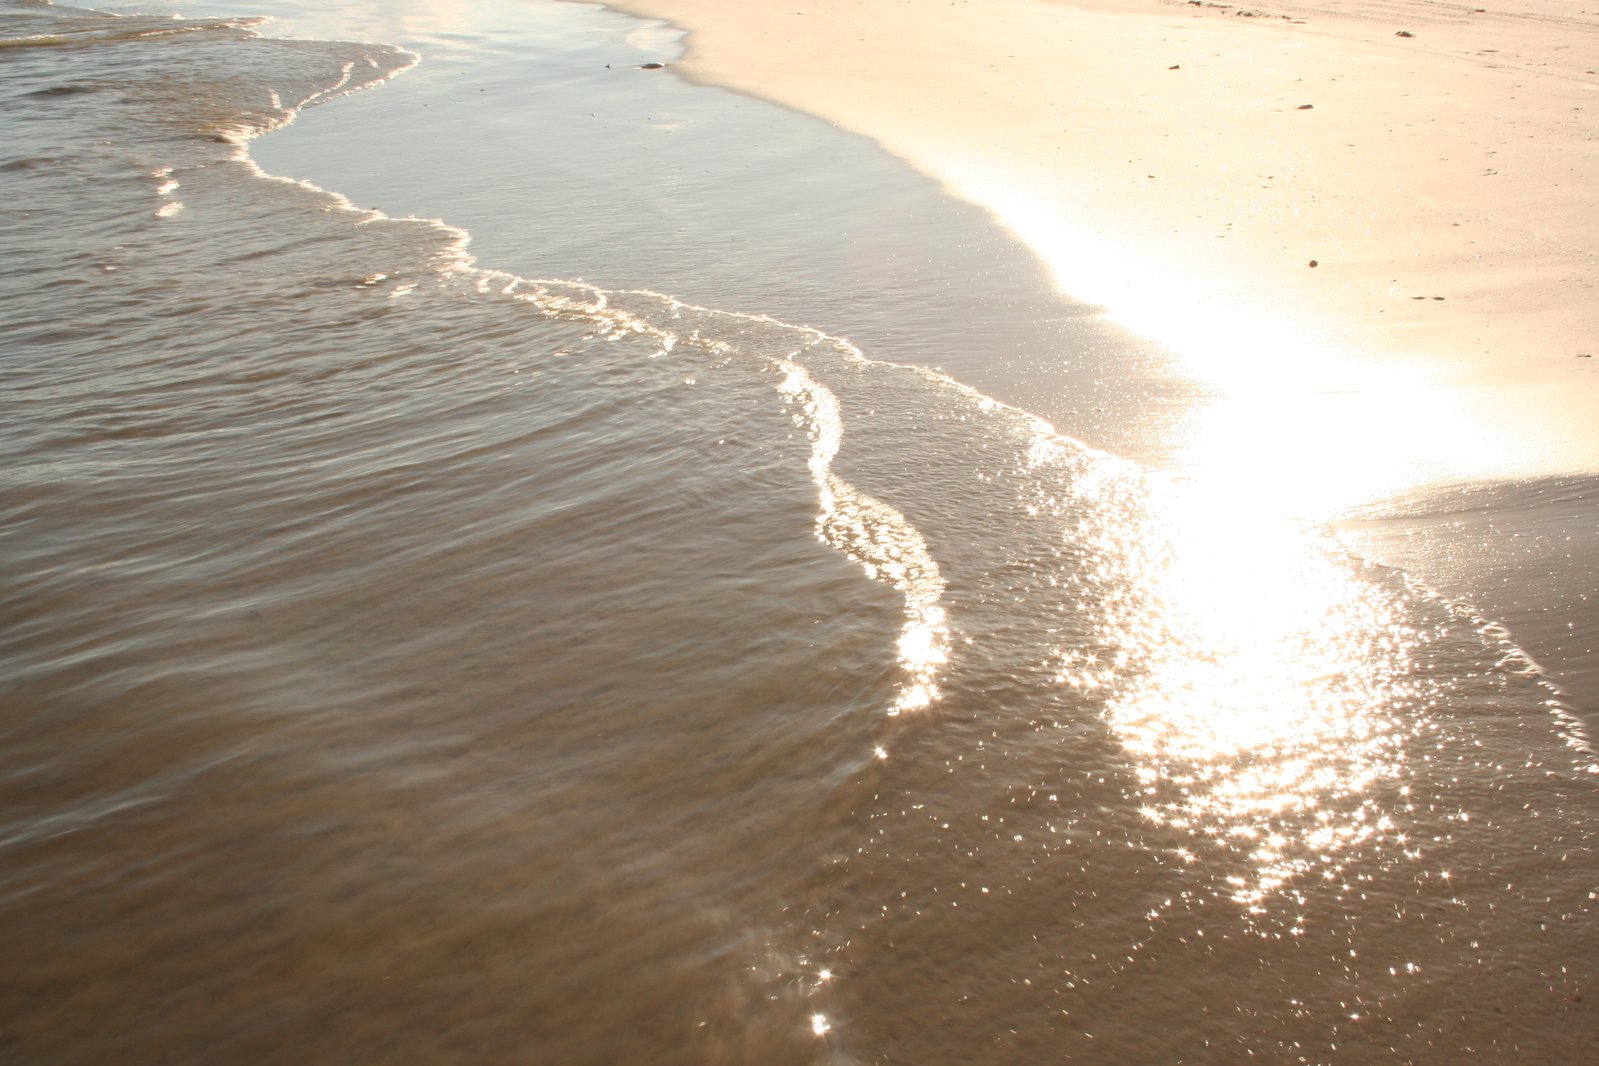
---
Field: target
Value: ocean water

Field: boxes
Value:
[2,2,1596,1063]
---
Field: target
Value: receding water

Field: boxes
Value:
[2,2,1595,1062]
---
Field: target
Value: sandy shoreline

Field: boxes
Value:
[7,6,1597,1059]
[597,0,1598,716]
[598,0,1597,495]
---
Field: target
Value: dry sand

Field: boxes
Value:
[599,0,1599,719]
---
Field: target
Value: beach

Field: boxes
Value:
[601,0,1599,717]
[601,0,1599,480]
[2,1,1596,1061]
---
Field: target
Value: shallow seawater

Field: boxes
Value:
[232,0,1207,474]
[2,2,1595,1063]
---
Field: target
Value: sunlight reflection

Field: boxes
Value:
[1033,438,1430,912]
[952,167,1513,517]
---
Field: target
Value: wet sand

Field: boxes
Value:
[597,0,1599,721]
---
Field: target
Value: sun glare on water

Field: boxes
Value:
[1037,441,1431,912]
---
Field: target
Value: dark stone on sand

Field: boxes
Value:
[1169,64,1180,70]
[1308,260,1318,268]
[1396,30,1416,38]
[640,62,666,70]
[1297,104,1314,110]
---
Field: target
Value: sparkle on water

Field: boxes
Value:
[1028,427,1437,913]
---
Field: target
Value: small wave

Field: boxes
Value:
[776,356,948,715]
[0,10,267,50]
[1466,604,1597,761]
[485,279,955,718]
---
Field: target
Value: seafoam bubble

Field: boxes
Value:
[777,354,949,715]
